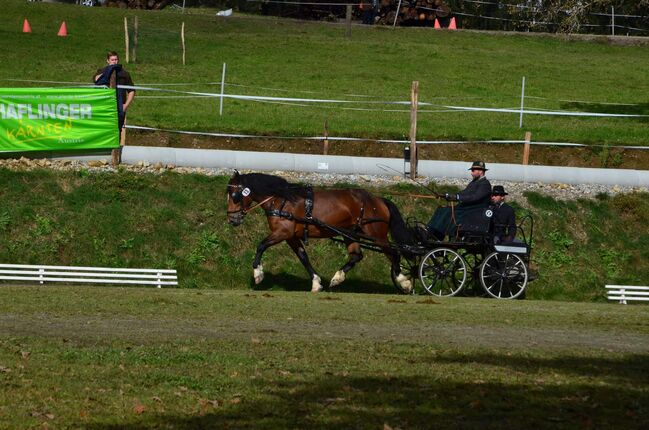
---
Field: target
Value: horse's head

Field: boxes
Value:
[226,171,252,226]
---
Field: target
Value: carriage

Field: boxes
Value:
[226,171,534,299]
[388,207,535,299]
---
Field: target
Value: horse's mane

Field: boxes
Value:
[240,173,308,202]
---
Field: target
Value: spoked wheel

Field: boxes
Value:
[418,248,468,297]
[391,257,420,295]
[479,252,528,299]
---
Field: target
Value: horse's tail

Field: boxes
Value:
[382,198,414,246]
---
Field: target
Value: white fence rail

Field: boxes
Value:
[606,285,649,304]
[0,264,178,288]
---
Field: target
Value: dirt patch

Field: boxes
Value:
[2,314,648,353]
[128,130,649,170]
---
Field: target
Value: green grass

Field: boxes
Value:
[3,0,649,145]
[0,287,648,429]
[0,167,647,301]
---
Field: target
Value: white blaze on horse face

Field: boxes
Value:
[253,264,264,285]
[396,273,413,294]
[311,274,323,293]
[329,270,345,287]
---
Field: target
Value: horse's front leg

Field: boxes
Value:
[252,233,285,285]
[330,241,363,288]
[286,238,322,292]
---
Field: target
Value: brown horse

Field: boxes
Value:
[226,171,414,292]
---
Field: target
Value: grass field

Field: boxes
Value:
[0,286,648,429]
[3,0,649,146]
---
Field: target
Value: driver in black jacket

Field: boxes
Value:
[444,160,492,208]
[427,161,492,240]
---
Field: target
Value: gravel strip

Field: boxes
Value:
[1,157,647,203]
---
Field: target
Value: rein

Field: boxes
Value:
[245,196,275,214]
[227,193,275,216]
[384,192,443,200]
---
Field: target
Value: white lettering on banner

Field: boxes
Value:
[0,103,93,120]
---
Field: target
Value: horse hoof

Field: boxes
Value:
[396,273,413,294]
[253,265,264,285]
[311,275,323,293]
[329,270,345,288]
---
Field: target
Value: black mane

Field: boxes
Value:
[238,173,307,202]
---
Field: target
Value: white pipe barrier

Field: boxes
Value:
[122,145,649,187]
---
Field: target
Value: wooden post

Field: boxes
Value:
[133,16,138,63]
[124,17,129,64]
[181,22,186,66]
[323,119,329,155]
[409,81,419,180]
[346,5,352,38]
[523,131,531,165]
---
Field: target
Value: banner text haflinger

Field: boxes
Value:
[0,88,119,152]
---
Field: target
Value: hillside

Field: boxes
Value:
[3,0,649,149]
[0,166,647,301]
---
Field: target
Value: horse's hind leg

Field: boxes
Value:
[330,241,363,288]
[286,238,322,292]
[387,249,413,294]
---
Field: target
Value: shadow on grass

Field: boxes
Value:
[251,271,398,295]
[85,351,649,430]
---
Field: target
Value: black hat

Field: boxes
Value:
[492,185,508,196]
[469,161,488,171]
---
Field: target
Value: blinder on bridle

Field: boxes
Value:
[227,183,249,216]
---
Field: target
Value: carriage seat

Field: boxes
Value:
[426,205,494,241]
[457,206,494,237]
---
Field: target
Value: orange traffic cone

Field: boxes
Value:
[449,17,457,30]
[22,19,32,33]
[57,21,67,37]
[434,18,441,30]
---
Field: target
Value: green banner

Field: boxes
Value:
[0,88,119,152]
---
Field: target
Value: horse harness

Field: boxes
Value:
[264,187,385,245]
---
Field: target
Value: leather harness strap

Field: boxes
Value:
[303,186,314,244]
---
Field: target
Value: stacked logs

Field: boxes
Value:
[102,0,170,9]
[374,0,451,26]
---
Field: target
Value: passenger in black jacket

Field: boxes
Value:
[490,185,517,243]
[427,161,492,239]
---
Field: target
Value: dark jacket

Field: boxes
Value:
[491,201,517,242]
[456,176,492,210]
[94,64,135,129]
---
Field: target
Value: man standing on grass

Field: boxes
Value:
[94,51,135,165]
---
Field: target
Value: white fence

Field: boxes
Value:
[0,264,178,288]
[606,285,649,304]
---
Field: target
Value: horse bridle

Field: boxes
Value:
[227,184,273,219]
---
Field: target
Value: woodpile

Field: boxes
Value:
[259,0,453,27]
[373,0,451,26]
[102,0,170,9]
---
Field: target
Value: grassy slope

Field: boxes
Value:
[2,1,649,145]
[0,287,648,429]
[0,168,647,301]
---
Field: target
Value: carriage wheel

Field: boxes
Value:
[391,257,419,295]
[418,248,467,297]
[479,252,528,299]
